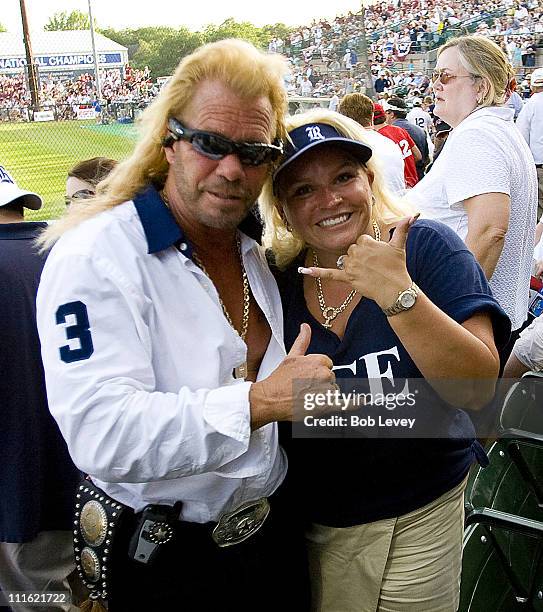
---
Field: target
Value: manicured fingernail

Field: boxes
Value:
[298,267,313,275]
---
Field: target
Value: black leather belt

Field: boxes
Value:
[130,497,271,549]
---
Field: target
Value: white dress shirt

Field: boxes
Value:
[37,186,286,522]
[362,129,406,196]
[516,91,543,164]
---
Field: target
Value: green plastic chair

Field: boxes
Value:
[460,510,543,611]
[460,372,543,611]
[500,373,543,442]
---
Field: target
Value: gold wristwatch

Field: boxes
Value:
[382,282,419,317]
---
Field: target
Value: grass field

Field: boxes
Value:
[1,120,138,220]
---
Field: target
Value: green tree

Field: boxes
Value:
[134,29,203,76]
[99,26,202,77]
[262,23,294,41]
[44,10,92,31]
[202,18,268,48]
[99,27,139,50]
[0,23,7,33]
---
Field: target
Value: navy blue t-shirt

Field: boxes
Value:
[0,223,80,541]
[277,219,510,527]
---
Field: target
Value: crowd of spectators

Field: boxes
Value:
[278,0,543,99]
[0,66,157,120]
[0,0,542,119]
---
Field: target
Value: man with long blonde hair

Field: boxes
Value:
[36,39,332,610]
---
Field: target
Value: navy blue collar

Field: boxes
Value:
[133,185,263,255]
[133,186,184,255]
[0,221,47,240]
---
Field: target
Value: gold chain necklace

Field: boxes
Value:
[193,238,251,343]
[160,189,170,208]
[161,188,250,377]
[313,220,381,329]
[161,190,250,341]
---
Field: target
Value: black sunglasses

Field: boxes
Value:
[163,118,283,167]
[64,189,95,206]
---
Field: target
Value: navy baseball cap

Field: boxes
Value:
[273,123,373,182]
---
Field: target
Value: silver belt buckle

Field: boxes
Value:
[212,498,270,548]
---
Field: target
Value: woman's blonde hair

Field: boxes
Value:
[438,35,515,107]
[39,39,289,249]
[260,108,414,269]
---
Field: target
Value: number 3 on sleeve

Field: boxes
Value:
[56,301,94,363]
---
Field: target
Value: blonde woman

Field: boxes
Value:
[260,109,510,612]
[409,35,538,339]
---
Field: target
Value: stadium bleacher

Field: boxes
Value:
[1,0,542,116]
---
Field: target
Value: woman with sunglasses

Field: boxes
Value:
[408,35,537,350]
[260,109,509,611]
[65,157,117,207]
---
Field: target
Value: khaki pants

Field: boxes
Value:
[0,531,78,612]
[306,477,467,612]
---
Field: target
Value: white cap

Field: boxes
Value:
[0,166,42,210]
[412,97,423,106]
[531,68,543,87]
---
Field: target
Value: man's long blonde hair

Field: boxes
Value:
[259,109,413,269]
[39,39,289,249]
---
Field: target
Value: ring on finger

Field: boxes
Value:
[336,255,346,270]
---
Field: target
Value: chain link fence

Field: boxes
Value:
[2,12,542,221]
[1,101,145,221]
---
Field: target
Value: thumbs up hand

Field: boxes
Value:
[249,324,338,429]
[298,215,418,309]
[287,321,312,358]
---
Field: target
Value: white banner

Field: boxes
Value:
[33,110,55,122]
[76,107,96,120]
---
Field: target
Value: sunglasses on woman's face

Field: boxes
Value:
[431,69,475,85]
[64,189,95,206]
[164,118,284,167]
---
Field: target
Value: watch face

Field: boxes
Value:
[400,291,416,308]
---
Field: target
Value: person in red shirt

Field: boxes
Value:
[373,102,421,187]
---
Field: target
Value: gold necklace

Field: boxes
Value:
[162,188,250,377]
[313,219,381,329]
[160,189,170,208]
[193,237,251,343]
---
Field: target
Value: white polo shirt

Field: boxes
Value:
[36,186,286,523]
[408,106,538,330]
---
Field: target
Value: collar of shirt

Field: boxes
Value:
[133,185,263,257]
[463,105,515,125]
[0,221,47,240]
